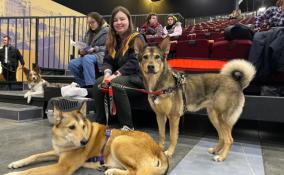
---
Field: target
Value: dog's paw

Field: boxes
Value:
[24,93,28,98]
[8,161,24,169]
[104,169,116,175]
[27,96,32,104]
[164,150,173,158]
[213,155,225,162]
[208,147,218,155]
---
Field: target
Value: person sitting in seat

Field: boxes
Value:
[139,13,163,38]
[162,14,182,38]
[255,0,284,31]
[93,6,145,131]
[68,12,109,88]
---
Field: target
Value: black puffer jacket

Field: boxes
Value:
[249,27,284,80]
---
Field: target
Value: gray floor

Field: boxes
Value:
[0,119,284,175]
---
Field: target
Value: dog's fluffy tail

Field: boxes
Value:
[221,59,256,89]
[137,151,169,175]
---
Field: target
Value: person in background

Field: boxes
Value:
[0,35,24,81]
[255,0,284,31]
[140,13,163,38]
[229,9,242,19]
[162,14,182,38]
[93,6,145,131]
[68,12,109,88]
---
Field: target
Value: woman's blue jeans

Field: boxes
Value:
[68,54,97,87]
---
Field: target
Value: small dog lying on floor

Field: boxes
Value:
[23,65,48,104]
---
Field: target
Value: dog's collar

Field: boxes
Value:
[151,71,186,98]
[87,128,112,165]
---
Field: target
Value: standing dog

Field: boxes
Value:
[23,65,48,103]
[134,37,256,161]
[5,103,169,175]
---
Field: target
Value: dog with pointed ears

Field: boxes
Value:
[23,65,48,104]
[134,37,256,161]
[4,102,169,175]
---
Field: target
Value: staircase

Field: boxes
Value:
[0,102,43,120]
[0,68,75,120]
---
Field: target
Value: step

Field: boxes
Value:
[0,90,45,107]
[0,102,43,120]
[42,75,75,84]
[41,67,65,75]
[0,81,24,90]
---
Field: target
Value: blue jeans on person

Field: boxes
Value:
[68,54,97,87]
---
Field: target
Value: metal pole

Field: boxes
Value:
[35,17,39,65]
[72,17,76,60]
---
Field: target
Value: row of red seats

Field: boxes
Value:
[148,39,252,60]
[185,17,255,34]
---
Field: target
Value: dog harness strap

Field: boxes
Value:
[87,129,112,165]
[172,72,188,113]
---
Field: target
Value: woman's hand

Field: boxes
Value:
[79,49,86,55]
[87,47,96,53]
[103,71,121,84]
[104,74,117,83]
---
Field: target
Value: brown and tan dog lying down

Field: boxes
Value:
[135,37,256,161]
[5,103,169,175]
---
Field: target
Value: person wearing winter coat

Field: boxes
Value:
[68,12,109,88]
[162,15,182,38]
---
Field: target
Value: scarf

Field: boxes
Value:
[110,32,139,59]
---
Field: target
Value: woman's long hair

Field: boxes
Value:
[87,12,105,31]
[106,6,134,56]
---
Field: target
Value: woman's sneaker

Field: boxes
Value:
[121,125,134,131]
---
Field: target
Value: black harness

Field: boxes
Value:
[151,71,188,113]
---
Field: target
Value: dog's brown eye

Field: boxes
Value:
[155,55,160,59]
[69,125,76,130]
[143,55,148,60]
[82,125,85,130]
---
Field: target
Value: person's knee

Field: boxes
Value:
[82,55,96,65]
[111,76,127,85]
[68,59,77,70]
[93,77,104,91]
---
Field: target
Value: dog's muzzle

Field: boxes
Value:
[147,65,156,74]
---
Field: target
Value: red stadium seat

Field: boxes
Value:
[211,39,252,59]
[175,39,210,58]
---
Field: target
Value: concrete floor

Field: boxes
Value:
[0,118,284,175]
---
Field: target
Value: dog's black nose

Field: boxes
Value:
[147,65,155,73]
[80,139,88,146]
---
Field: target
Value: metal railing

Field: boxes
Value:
[0,13,185,75]
[0,16,87,72]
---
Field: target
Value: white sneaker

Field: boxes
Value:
[121,125,134,131]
